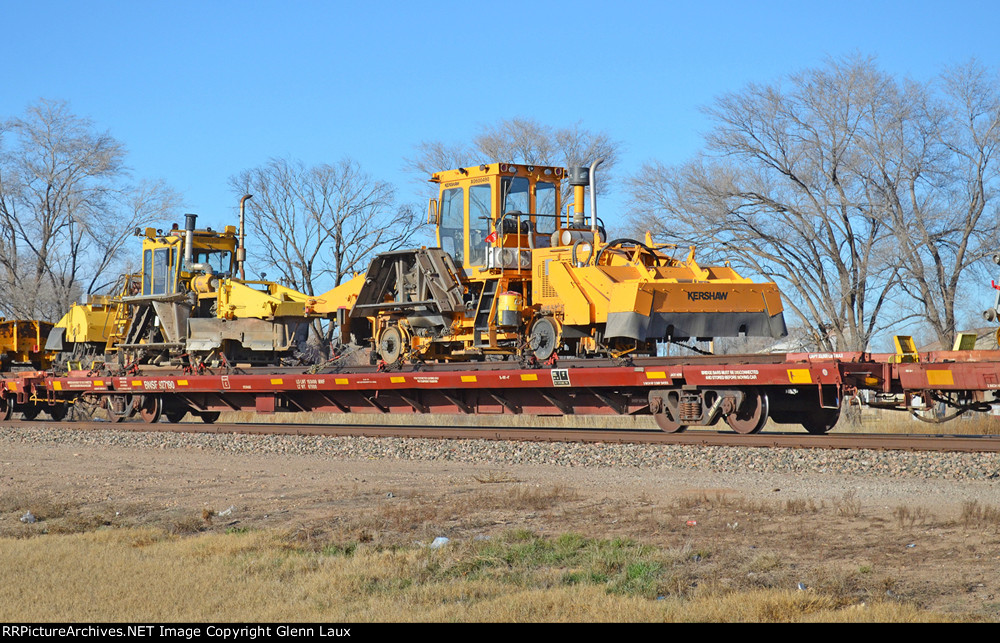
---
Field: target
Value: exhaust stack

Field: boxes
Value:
[238,194,252,281]
[567,157,605,232]
[184,214,197,268]
[568,166,589,228]
[589,157,604,235]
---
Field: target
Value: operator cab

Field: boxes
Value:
[428,164,565,271]
[139,223,238,297]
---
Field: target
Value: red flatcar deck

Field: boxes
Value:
[4,350,1000,431]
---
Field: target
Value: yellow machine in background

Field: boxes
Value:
[0,319,54,371]
[46,280,130,366]
[47,196,320,368]
[327,161,787,364]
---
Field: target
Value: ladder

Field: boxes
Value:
[103,274,140,354]
[473,280,498,347]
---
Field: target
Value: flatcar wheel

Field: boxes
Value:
[653,410,688,433]
[164,408,188,423]
[21,406,41,421]
[199,411,221,424]
[138,396,162,424]
[47,405,68,422]
[529,317,559,360]
[106,394,135,423]
[802,408,840,435]
[725,389,769,434]
[0,398,11,421]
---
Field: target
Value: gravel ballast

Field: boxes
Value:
[3,425,998,482]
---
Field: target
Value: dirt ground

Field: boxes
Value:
[2,437,999,620]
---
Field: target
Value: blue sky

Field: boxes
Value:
[3,0,999,234]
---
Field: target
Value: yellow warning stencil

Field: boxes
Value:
[787,369,812,384]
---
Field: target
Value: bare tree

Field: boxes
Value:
[858,61,1000,347]
[0,99,179,320]
[230,157,422,351]
[629,57,1000,352]
[473,118,559,165]
[408,140,473,181]
[408,117,622,196]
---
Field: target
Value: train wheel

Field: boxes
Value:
[164,408,188,423]
[725,389,769,434]
[198,411,221,424]
[653,410,688,433]
[21,406,41,421]
[105,394,135,423]
[47,405,68,422]
[0,397,11,421]
[802,409,840,435]
[138,396,162,424]
[529,317,560,360]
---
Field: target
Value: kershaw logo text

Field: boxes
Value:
[687,291,728,301]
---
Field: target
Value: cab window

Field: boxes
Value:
[142,250,152,294]
[500,177,530,215]
[467,183,492,266]
[535,181,557,235]
[193,249,233,275]
[145,247,176,295]
[439,187,464,265]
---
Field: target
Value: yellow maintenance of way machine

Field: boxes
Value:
[46,196,321,368]
[43,160,786,370]
[326,160,787,364]
[0,319,54,371]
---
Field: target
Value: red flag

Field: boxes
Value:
[485,230,498,244]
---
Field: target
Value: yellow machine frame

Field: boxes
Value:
[50,210,324,368]
[326,161,787,364]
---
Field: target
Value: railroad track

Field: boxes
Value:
[5,419,999,453]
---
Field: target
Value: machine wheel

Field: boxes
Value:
[138,396,162,424]
[725,389,769,434]
[106,394,135,423]
[802,408,840,435]
[377,325,406,365]
[46,405,68,422]
[164,408,188,423]
[198,411,221,424]
[0,397,11,421]
[21,406,41,421]
[529,317,560,360]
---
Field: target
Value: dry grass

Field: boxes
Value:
[960,500,1000,529]
[0,491,70,522]
[337,484,583,544]
[893,506,935,528]
[474,470,521,484]
[0,489,224,539]
[3,477,998,621]
[837,407,1000,435]
[0,528,966,622]
[834,491,863,518]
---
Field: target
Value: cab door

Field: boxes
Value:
[437,185,465,266]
